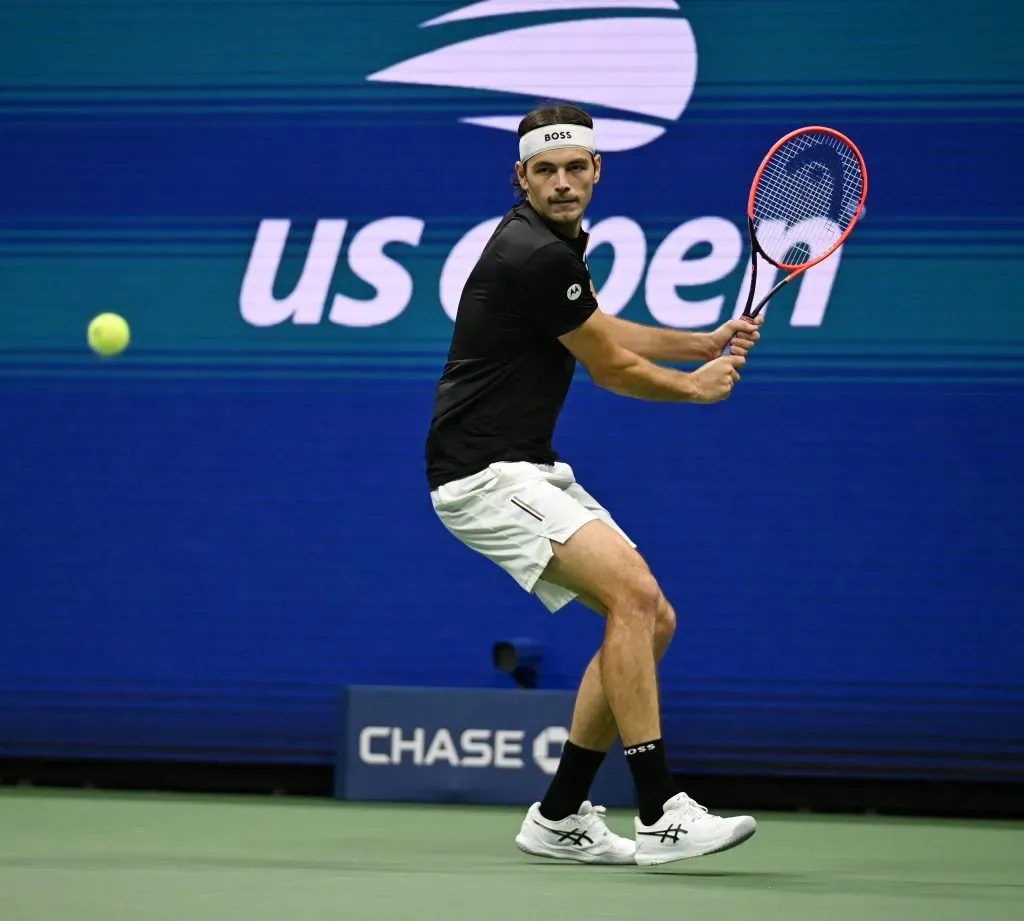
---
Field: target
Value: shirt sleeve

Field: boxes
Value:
[519,242,599,338]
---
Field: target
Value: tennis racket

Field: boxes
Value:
[725,126,868,353]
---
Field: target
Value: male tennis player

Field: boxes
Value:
[425,104,762,866]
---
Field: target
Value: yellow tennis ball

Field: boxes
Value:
[87,313,130,357]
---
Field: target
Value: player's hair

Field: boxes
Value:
[511,103,595,199]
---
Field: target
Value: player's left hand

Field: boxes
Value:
[709,315,763,357]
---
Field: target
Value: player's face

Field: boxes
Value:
[517,147,601,232]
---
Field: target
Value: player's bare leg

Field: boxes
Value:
[512,528,671,865]
[540,522,676,809]
[566,651,619,750]
[532,520,757,865]
[565,598,677,749]
[513,612,637,864]
[526,594,674,827]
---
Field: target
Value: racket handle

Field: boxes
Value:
[720,318,747,357]
[721,308,760,356]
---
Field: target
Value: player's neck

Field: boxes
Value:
[561,219,584,239]
[552,222,582,239]
[527,199,583,239]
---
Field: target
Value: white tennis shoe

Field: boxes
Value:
[634,793,757,866]
[515,801,636,864]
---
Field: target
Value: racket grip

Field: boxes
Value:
[721,310,756,356]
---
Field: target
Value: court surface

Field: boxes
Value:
[1,788,1022,921]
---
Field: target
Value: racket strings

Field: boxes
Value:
[753,131,864,267]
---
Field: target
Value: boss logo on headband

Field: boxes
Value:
[544,131,572,142]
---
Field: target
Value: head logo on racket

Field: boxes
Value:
[748,127,867,317]
[723,126,868,355]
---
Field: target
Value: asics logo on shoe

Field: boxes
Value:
[366,0,699,153]
[637,824,688,844]
[533,821,595,847]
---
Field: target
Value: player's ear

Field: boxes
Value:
[592,153,602,184]
[515,160,529,193]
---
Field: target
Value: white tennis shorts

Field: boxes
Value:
[430,460,636,612]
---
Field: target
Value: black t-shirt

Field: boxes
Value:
[425,201,599,489]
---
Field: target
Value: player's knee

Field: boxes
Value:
[608,574,663,631]
[654,598,676,658]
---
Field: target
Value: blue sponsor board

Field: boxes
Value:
[336,686,635,807]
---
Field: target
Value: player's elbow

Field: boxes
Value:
[559,319,641,393]
[587,364,622,392]
[585,353,639,394]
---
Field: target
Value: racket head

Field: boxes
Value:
[747,126,868,272]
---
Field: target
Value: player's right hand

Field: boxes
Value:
[690,355,745,403]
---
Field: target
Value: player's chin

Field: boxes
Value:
[547,202,581,221]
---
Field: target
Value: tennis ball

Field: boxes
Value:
[87,313,130,357]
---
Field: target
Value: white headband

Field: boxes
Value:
[518,124,596,162]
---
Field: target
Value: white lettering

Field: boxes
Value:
[329,217,424,327]
[459,728,494,767]
[241,213,843,332]
[624,743,656,756]
[646,216,742,328]
[422,727,459,766]
[391,727,425,765]
[439,217,501,320]
[582,216,645,316]
[358,726,391,765]
[240,219,346,327]
[493,730,525,769]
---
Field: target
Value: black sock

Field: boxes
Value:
[624,738,678,826]
[538,740,607,821]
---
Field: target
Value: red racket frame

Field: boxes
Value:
[741,125,868,319]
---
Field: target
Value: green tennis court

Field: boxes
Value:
[1,789,1021,921]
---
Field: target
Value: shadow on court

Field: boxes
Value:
[509,858,1024,903]
[2,849,1022,905]
[637,867,1024,901]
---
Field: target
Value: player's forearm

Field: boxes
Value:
[603,315,714,363]
[589,352,699,403]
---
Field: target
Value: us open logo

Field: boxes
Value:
[242,3,843,332]
[367,0,698,153]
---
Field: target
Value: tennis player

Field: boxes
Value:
[425,103,762,866]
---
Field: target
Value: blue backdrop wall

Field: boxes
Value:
[2,0,1023,781]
